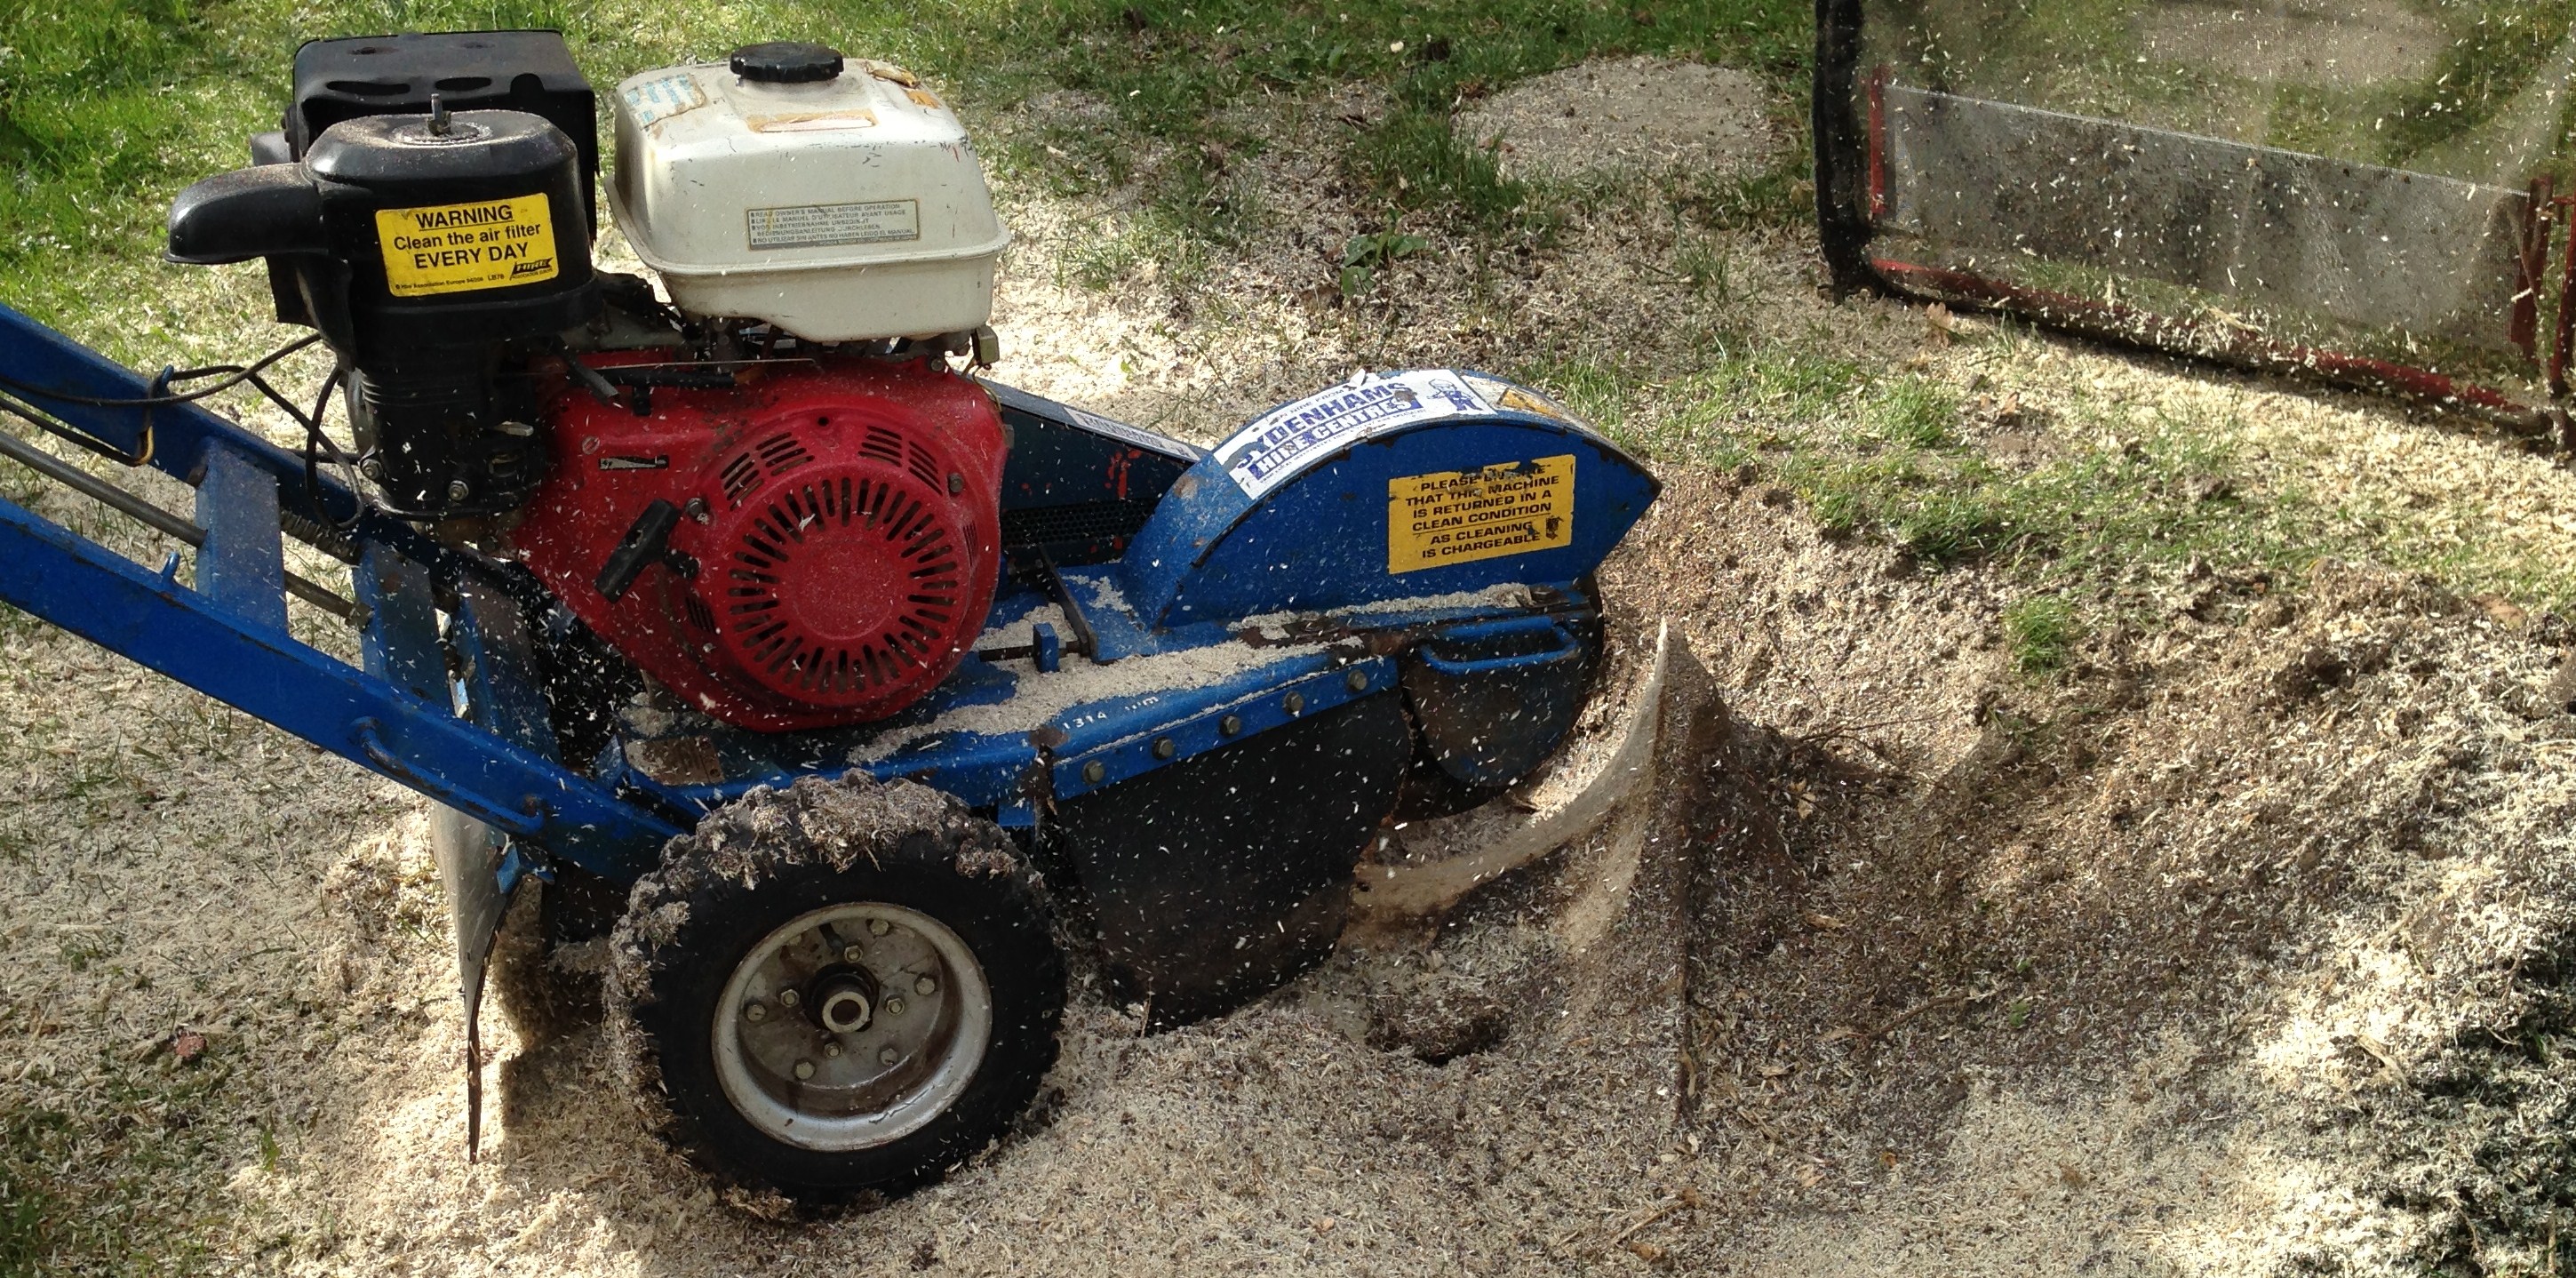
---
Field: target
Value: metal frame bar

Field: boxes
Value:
[2514,177,2555,360]
[195,442,288,633]
[0,301,682,876]
[1871,258,2551,435]
[0,423,360,620]
[2549,194,2576,399]
[0,490,681,868]
[0,301,480,575]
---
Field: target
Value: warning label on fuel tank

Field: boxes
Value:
[746,199,921,250]
[1386,454,1575,574]
[374,194,560,298]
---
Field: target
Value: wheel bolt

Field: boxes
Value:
[793,1059,817,1081]
[823,1042,844,1058]
[886,997,906,1016]
[841,944,865,964]
[777,987,801,1008]
[744,1001,769,1023]
[879,1046,899,1066]
[868,918,891,937]
[915,976,937,996]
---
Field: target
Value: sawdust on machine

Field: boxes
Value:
[848,642,1328,763]
[857,584,1543,763]
[1235,583,1537,641]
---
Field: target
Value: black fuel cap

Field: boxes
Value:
[730,42,844,83]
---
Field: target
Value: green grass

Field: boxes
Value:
[2383,0,2572,164]
[1338,228,1431,297]
[1528,329,2576,658]
[1673,148,1814,234]
[2000,595,2078,675]
[1345,108,1535,235]
[1,1050,244,1278]
[1785,402,2270,579]
[0,0,1814,333]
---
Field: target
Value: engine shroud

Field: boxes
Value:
[517,355,1007,731]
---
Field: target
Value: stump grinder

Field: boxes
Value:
[0,29,1656,1202]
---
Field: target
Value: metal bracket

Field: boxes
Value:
[194,442,288,633]
[1030,546,1099,659]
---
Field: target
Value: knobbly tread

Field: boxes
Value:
[602,772,1065,1204]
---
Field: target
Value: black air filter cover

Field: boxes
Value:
[299,109,598,351]
[167,108,600,515]
[288,30,599,229]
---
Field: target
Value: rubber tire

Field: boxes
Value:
[605,775,1065,1206]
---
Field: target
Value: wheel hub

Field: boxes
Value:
[812,969,879,1034]
[713,902,993,1152]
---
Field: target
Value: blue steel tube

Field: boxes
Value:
[0,491,680,874]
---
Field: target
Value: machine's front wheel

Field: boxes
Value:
[605,776,1064,1205]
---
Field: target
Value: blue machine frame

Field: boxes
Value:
[0,304,1658,903]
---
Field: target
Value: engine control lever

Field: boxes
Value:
[558,348,626,408]
[1030,547,1099,660]
[594,499,684,603]
[594,366,740,418]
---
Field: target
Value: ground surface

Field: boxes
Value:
[6,16,2576,1278]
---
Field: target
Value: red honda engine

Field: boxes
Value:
[514,354,1008,731]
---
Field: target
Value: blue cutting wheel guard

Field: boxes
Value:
[1120,368,1658,632]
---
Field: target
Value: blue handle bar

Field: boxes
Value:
[1417,615,1581,676]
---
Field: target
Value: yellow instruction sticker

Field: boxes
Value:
[374,194,560,298]
[1387,454,1575,574]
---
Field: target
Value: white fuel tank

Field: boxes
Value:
[607,44,1008,342]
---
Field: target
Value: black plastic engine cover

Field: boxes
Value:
[287,30,599,229]
[167,108,598,515]
[1048,692,1411,1027]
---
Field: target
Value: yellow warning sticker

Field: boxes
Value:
[1492,385,1573,420]
[374,194,560,298]
[1387,454,1575,575]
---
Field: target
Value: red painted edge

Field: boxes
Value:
[1870,257,2550,432]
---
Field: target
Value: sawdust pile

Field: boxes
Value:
[1615,474,2576,1274]
[5,54,2576,1278]
[1455,57,1779,180]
